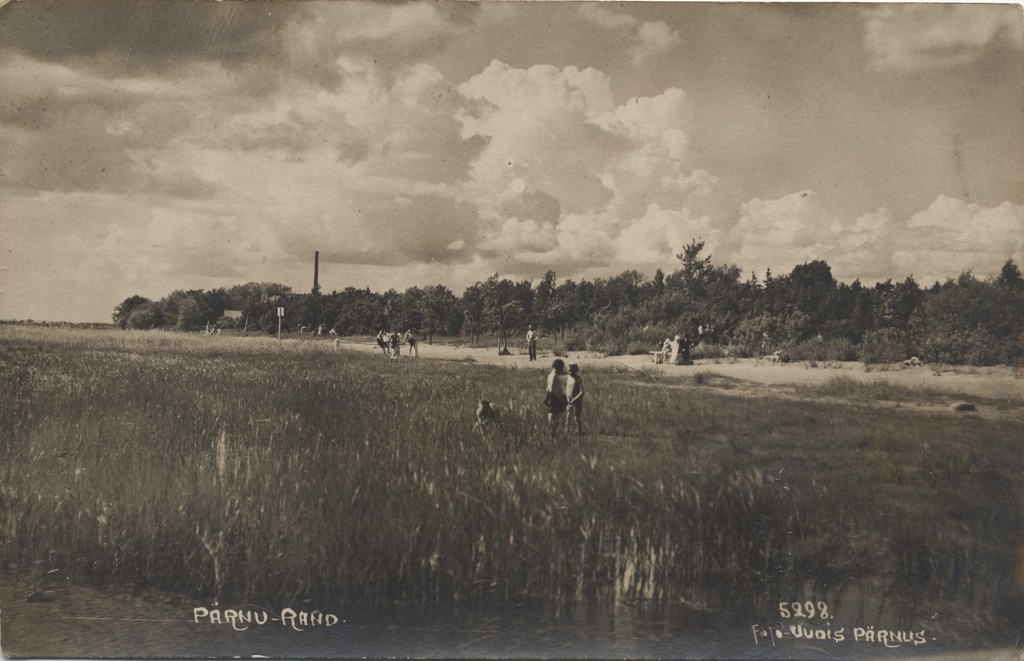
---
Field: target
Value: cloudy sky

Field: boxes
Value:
[1,1,1021,323]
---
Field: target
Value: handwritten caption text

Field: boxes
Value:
[193,607,340,632]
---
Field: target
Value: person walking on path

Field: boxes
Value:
[527,325,538,361]
[565,363,585,436]
[545,358,568,436]
[376,330,388,356]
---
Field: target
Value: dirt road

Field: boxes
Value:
[332,339,1022,405]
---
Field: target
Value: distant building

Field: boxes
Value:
[222,310,243,320]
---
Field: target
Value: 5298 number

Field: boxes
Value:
[779,601,830,620]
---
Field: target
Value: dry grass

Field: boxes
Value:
[1,327,1021,640]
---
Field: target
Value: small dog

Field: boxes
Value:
[474,399,501,433]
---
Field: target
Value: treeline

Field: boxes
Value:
[112,241,1024,366]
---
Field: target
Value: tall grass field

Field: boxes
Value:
[1,327,1021,649]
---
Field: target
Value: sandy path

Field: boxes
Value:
[330,339,1022,404]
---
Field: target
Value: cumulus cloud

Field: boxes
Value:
[214,59,475,183]
[895,196,1024,282]
[615,205,720,266]
[579,5,681,66]
[732,191,841,276]
[727,191,1024,284]
[456,61,621,216]
[862,5,1023,70]
[281,3,462,84]
[454,61,718,275]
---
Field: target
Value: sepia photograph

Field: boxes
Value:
[1,1,1022,658]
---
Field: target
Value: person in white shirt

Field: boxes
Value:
[527,325,538,361]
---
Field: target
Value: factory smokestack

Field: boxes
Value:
[313,251,320,295]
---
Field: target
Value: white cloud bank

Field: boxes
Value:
[455,60,718,275]
[732,191,1023,284]
[579,5,682,66]
[863,5,1023,70]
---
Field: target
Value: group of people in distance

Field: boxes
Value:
[654,334,693,365]
[545,358,585,436]
[376,329,418,360]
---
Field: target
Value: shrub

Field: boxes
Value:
[126,303,164,330]
[860,328,914,364]
[786,337,857,362]
[920,327,1017,366]
[691,343,730,360]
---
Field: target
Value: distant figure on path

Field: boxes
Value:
[527,325,538,361]
[565,363,585,436]
[376,330,388,355]
[405,330,418,357]
[545,359,568,436]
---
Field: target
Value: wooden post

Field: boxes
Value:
[277,306,284,342]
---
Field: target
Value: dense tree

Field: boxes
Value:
[109,243,1023,365]
[112,295,153,329]
[175,296,213,332]
[125,303,164,330]
[775,261,840,335]
[481,275,521,354]
[674,238,713,294]
[327,287,385,335]
[420,284,460,343]
[462,283,486,345]
[996,259,1024,290]
[533,270,557,331]
[916,271,1022,365]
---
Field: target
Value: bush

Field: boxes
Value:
[691,343,730,360]
[920,327,1018,366]
[126,304,164,330]
[860,328,914,364]
[787,337,857,363]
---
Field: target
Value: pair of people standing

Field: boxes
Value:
[654,334,692,365]
[545,358,584,436]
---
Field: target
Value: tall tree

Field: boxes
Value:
[420,284,458,343]
[176,296,213,332]
[462,283,486,345]
[533,270,557,330]
[996,259,1024,290]
[112,295,153,329]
